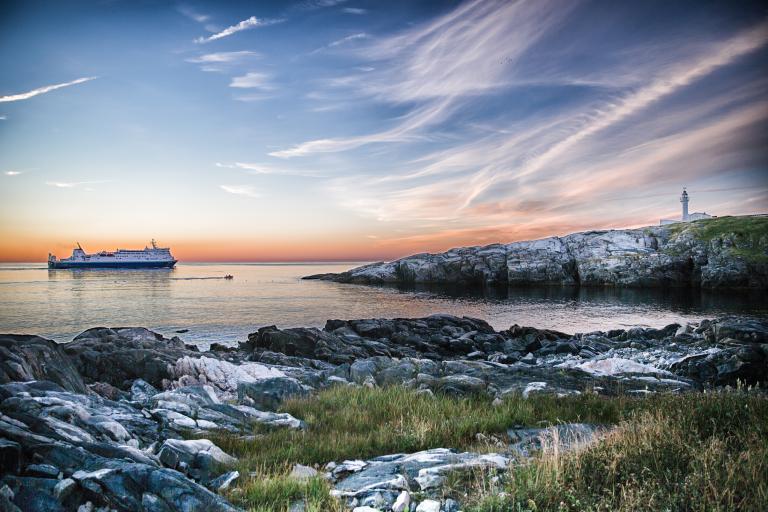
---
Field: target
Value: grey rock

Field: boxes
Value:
[392,490,410,512]
[62,327,197,389]
[25,463,60,478]
[53,478,77,501]
[670,345,767,386]
[208,471,239,493]
[130,379,159,404]
[415,500,441,512]
[331,448,508,509]
[443,498,460,512]
[237,377,308,411]
[157,439,236,483]
[305,216,768,289]
[508,423,608,457]
[249,315,500,364]
[711,317,768,344]
[0,334,87,393]
[289,464,318,481]
[0,476,63,512]
[88,382,129,401]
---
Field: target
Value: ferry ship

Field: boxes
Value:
[48,240,177,269]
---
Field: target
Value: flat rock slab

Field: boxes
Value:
[508,423,608,457]
[331,448,509,507]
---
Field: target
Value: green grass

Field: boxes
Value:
[227,471,342,512]
[213,386,627,471]
[668,215,768,264]
[466,391,768,512]
[204,386,768,511]
[693,215,768,242]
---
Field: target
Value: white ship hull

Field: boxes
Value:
[48,241,177,269]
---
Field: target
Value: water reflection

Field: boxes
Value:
[0,263,764,346]
[388,282,768,318]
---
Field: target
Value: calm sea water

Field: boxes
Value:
[1,262,766,347]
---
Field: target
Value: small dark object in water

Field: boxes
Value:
[176,329,189,333]
[224,274,234,280]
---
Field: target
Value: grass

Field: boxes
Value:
[466,390,768,512]
[204,386,768,511]
[667,215,768,264]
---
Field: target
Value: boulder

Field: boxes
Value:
[508,423,608,457]
[711,318,768,344]
[0,334,87,393]
[208,471,239,493]
[149,385,305,432]
[289,464,318,481]
[68,463,240,511]
[415,500,441,512]
[157,439,236,483]
[130,379,159,404]
[670,346,768,386]
[237,377,308,411]
[331,448,508,509]
[62,327,194,389]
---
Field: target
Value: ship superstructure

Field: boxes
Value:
[48,240,177,269]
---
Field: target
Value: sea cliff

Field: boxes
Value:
[305,215,768,289]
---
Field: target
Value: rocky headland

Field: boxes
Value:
[305,216,768,289]
[1,314,767,511]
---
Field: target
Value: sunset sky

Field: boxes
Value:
[1,0,767,262]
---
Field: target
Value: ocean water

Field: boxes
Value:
[1,262,766,347]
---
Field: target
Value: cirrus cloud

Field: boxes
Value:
[195,16,283,43]
[220,184,261,198]
[0,77,97,103]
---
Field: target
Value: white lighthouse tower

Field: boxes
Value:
[680,188,689,221]
[660,187,714,225]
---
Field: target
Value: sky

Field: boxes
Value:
[1,0,767,262]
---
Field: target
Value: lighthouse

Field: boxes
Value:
[680,188,689,221]
[660,188,714,225]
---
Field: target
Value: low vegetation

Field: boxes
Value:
[208,386,768,512]
[467,389,768,512]
[670,215,768,264]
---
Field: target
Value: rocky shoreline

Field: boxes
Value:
[305,216,768,289]
[1,314,767,511]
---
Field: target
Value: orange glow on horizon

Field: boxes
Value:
[0,214,668,263]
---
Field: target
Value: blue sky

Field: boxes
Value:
[1,0,767,261]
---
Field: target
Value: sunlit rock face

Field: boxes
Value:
[305,216,768,289]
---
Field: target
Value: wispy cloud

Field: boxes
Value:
[220,184,261,197]
[329,32,368,48]
[230,72,273,89]
[0,115,6,120]
[186,51,260,64]
[178,5,209,23]
[45,180,109,189]
[458,21,768,208]
[286,2,768,234]
[195,16,282,43]
[272,0,573,157]
[310,32,369,55]
[293,0,350,11]
[229,72,277,101]
[342,7,367,15]
[216,162,325,177]
[187,51,261,72]
[0,77,96,103]
[4,171,22,176]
